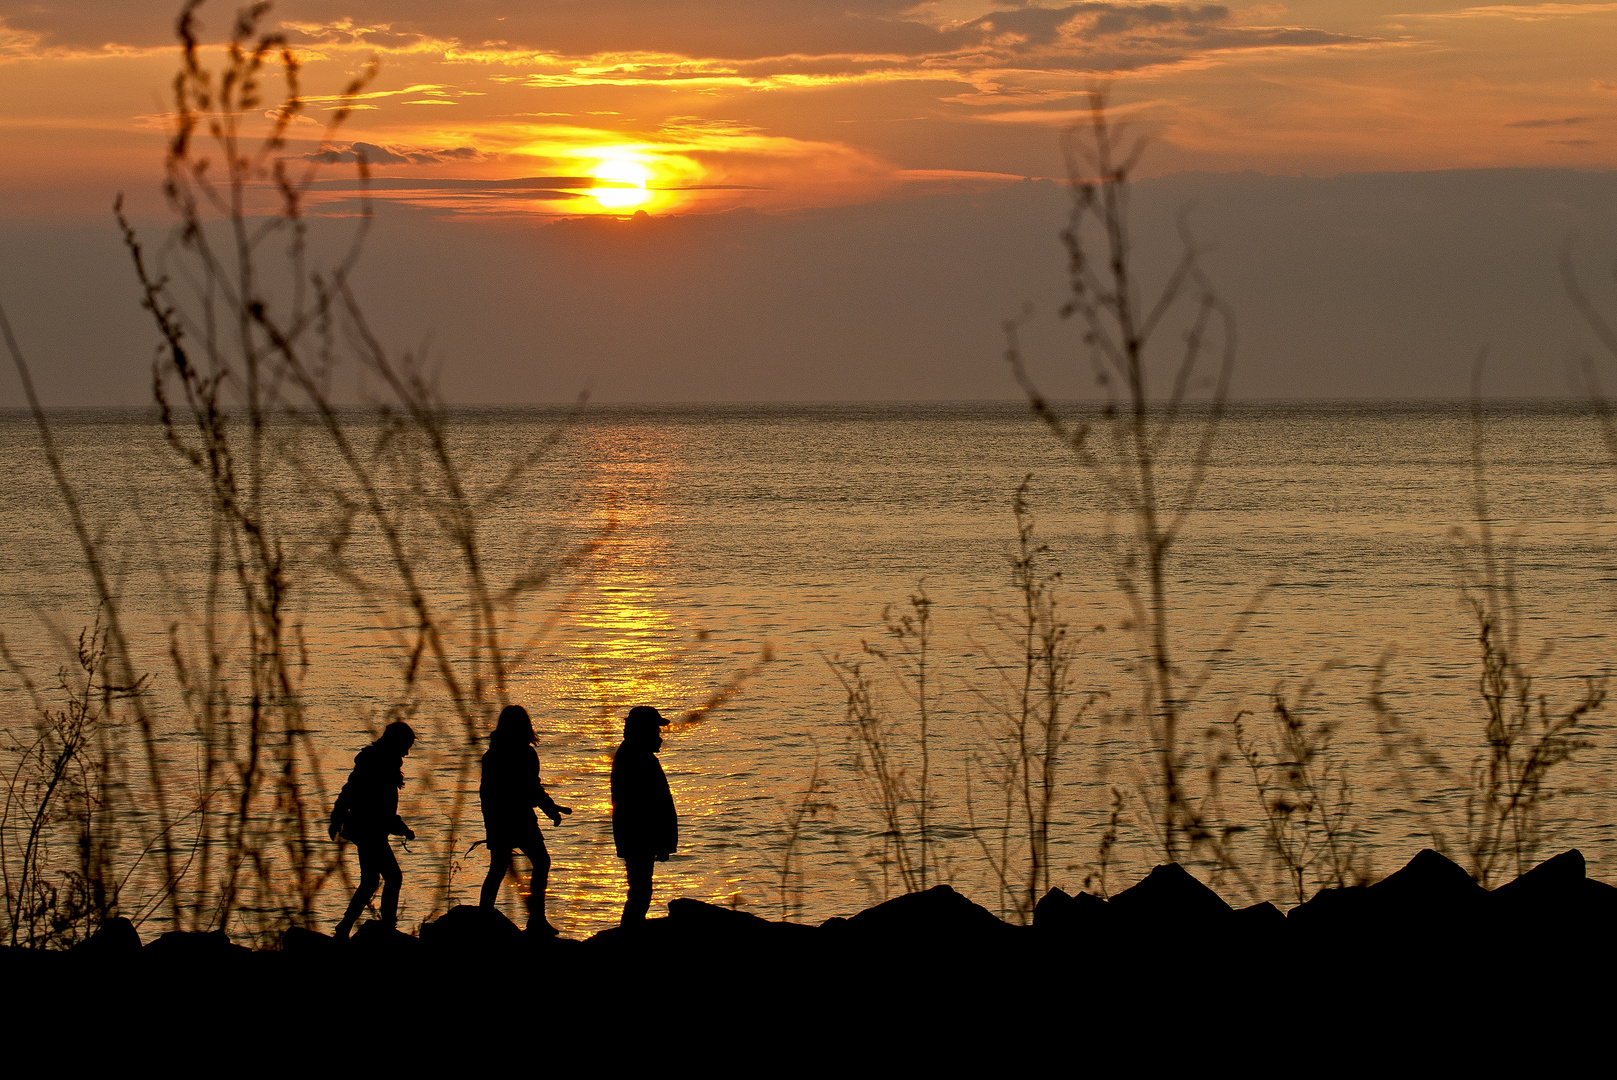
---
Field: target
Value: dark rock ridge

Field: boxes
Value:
[8,849,1613,960]
[7,848,1614,963]
[3,848,1612,1055]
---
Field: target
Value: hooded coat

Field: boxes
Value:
[330,743,409,841]
[480,739,563,839]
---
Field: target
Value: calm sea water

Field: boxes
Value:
[3,401,1615,938]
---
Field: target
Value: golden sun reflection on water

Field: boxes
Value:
[483,425,775,934]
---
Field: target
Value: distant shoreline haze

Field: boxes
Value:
[1,398,1610,420]
[2,167,1615,409]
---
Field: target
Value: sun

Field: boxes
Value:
[592,158,652,210]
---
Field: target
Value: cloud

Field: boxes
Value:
[1505,116,1591,128]
[308,175,596,192]
[1402,2,1617,20]
[302,141,498,166]
[1,1,1372,78]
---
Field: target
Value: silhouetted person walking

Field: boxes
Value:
[611,705,677,926]
[329,720,417,940]
[479,704,572,934]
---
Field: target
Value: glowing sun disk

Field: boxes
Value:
[592,158,652,210]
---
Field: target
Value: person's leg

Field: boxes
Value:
[377,840,402,927]
[480,843,513,909]
[334,836,383,939]
[621,854,654,926]
[517,830,553,932]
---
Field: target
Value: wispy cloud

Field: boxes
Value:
[1505,116,1592,127]
[300,141,499,166]
[0,2,1375,80]
[1400,2,1617,20]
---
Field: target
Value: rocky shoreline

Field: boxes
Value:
[3,847,1610,1058]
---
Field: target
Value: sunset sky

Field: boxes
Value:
[2,1,1615,402]
[4,1,1615,218]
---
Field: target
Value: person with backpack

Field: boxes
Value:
[479,704,572,934]
[329,720,417,940]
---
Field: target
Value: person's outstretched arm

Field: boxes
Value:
[534,781,572,827]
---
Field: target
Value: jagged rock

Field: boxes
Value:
[668,897,782,935]
[1582,879,1617,922]
[1286,884,1373,934]
[1290,850,1484,945]
[840,884,1007,938]
[144,929,250,960]
[661,899,817,952]
[0,944,63,975]
[1370,849,1482,911]
[71,917,141,957]
[1232,900,1285,931]
[280,925,337,955]
[581,901,813,965]
[1108,864,1232,925]
[1491,849,1584,908]
[347,920,420,956]
[420,905,522,953]
[1491,850,1617,953]
[668,897,771,928]
[1032,887,1109,936]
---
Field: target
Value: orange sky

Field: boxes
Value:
[2,1,1614,221]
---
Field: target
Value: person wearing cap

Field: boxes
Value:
[328,719,417,940]
[479,704,572,934]
[610,705,678,925]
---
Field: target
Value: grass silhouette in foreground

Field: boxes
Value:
[824,92,1610,920]
[3,1,603,944]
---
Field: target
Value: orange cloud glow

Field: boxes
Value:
[0,1,1612,222]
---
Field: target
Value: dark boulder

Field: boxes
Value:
[1370,849,1482,911]
[1490,850,1617,956]
[280,925,338,956]
[420,905,523,955]
[71,916,142,957]
[668,896,776,932]
[1286,883,1374,935]
[1227,901,1288,960]
[657,898,818,962]
[1232,900,1285,931]
[1108,864,1232,926]
[833,884,1009,942]
[144,929,251,963]
[666,897,814,940]
[1290,850,1487,971]
[1033,887,1110,937]
[1491,849,1584,911]
[347,920,421,957]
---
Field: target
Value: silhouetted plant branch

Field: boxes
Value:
[964,477,1098,922]
[0,617,141,946]
[1374,367,1605,886]
[1235,674,1365,904]
[1005,88,1242,866]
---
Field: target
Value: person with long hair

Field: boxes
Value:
[480,704,571,934]
[610,705,677,926]
[329,720,417,940]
